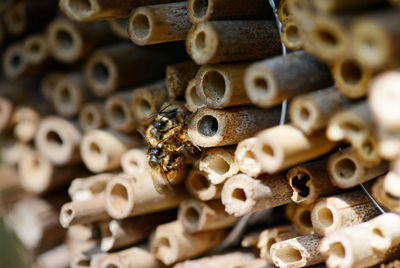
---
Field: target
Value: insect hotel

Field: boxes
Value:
[0,0,400,267]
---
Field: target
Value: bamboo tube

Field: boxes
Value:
[36,244,70,268]
[23,34,51,67]
[327,147,388,188]
[105,173,186,219]
[195,63,251,108]
[105,90,137,132]
[35,116,82,166]
[0,97,13,132]
[185,169,222,201]
[46,18,114,63]
[254,125,336,174]
[18,149,88,194]
[0,138,29,165]
[100,247,162,268]
[51,73,88,118]
[187,106,281,147]
[199,147,239,184]
[377,128,400,160]
[221,173,292,217]
[0,165,25,215]
[186,20,281,65]
[234,137,263,178]
[84,43,166,97]
[289,86,352,135]
[311,190,380,236]
[68,173,114,201]
[128,2,192,46]
[352,134,382,167]
[372,174,400,214]
[369,71,400,131]
[281,19,303,50]
[312,0,384,12]
[287,160,340,205]
[244,51,332,107]
[167,61,199,100]
[151,220,225,265]
[366,213,400,252]
[108,19,129,40]
[100,211,174,251]
[12,106,41,143]
[178,199,238,233]
[78,102,106,132]
[130,80,168,124]
[120,149,148,177]
[352,8,400,70]
[277,0,291,22]
[185,79,206,112]
[289,203,315,235]
[2,42,30,80]
[270,234,324,268]
[80,129,142,172]
[41,72,66,101]
[67,224,98,241]
[326,101,373,144]
[286,0,315,21]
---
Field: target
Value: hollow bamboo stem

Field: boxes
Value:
[23,34,51,67]
[288,203,315,235]
[120,148,148,177]
[372,173,400,213]
[108,19,129,40]
[281,19,303,50]
[185,169,222,201]
[68,173,114,201]
[234,137,263,178]
[78,102,106,132]
[105,90,138,132]
[167,61,199,100]
[185,78,206,112]
[100,247,162,268]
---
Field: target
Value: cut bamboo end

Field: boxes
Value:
[384,169,400,197]
[108,19,129,40]
[187,106,280,147]
[80,129,141,172]
[270,234,324,268]
[369,71,400,131]
[289,203,315,235]
[4,2,25,36]
[281,20,303,50]
[286,0,315,20]
[12,106,41,143]
[199,147,239,184]
[278,0,291,22]
[244,51,332,107]
[327,147,388,188]
[254,125,336,174]
[3,42,27,80]
[120,149,148,177]
[221,173,292,217]
[366,213,400,252]
[167,61,199,100]
[372,175,400,214]
[23,34,50,64]
[185,79,206,112]
[178,199,238,233]
[0,97,13,132]
[128,2,191,46]
[376,129,400,160]
[100,247,162,268]
[235,137,263,178]
[151,220,225,265]
[35,116,81,166]
[78,102,106,132]
[41,72,65,101]
[67,224,98,241]
[68,173,113,201]
[311,190,380,235]
[352,134,382,167]
[105,91,138,132]
[185,169,222,201]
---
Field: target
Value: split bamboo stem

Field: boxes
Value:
[196,63,251,108]
[221,173,292,217]
[185,78,206,112]
[187,106,281,147]
[185,169,222,201]
[151,220,225,265]
[80,129,142,172]
[244,51,332,107]
[254,125,336,174]
[100,247,162,268]
[105,90,137,132]
[234,137,263,178]
[128,2,192,46]
[108,19,129,40]
[311,190,381,235]
[78,102,106,132]
[120,149,148,177]
[186,20,282,65]
[167,61,199,100]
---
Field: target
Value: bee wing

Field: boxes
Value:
[150,168,174,193]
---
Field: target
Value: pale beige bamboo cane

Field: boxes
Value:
[331,57,374,99]
[366,213,400,252]
[23,34,51,67]
[270,234,325,268]
[287,159,340,205]
[234,137,263,178]
[352,8,400,70]
[178,199,238,233]
[67,224,98,241]
[108,19,129,40]
[0,138,29,165]
[80,129,142,172]
[369,71,400,131]
[18,149,88,194]
[120,148,148,177]
[327,101,373,144]
[2,42,30,80]
[78,102,106,132]
[167,61,199,100]
[277,0,291,22]
[36,244,70,268]
[372,175,400,214]
[289,86,352,135]
[199,146,239,184]
[151,220,225,265]
[46,18,114,63]
[244,51,332,107]
[51,73,88,118]
[100,247,162,268]
[327,147,388,188]
[376,128,400,160]
[352,134,382,167]
[196,63,251,108]
[254,125,336,174]
[105,90,138,132]
[186,20,281,65]
[187,106,281,147]
[187,0,273,23]
[185,169,222,201]
[40,72,65,101]
[129,2,192,46]
[68,173,114,201]
[35,116,82,166]
[311,190,380,236]
[12,106,41,143]
[185,78,206,112]
[105,173,187,219]
[100,211,174,251]
[281,19,303,50]
[221,173,292,217]
[130,80,168,125]
[258,226,299,264]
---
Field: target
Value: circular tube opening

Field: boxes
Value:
[266,238,277,252]
[46,130,64,146]
[340,60,362,85]
[329,242,346,258]
[317,207,334,227]
[110,103,127,125]
[92,62,110,85]
[55,29,74,50]
[59,86,72,104]
[109,183,129,211]
[189,84,204,106]
[286,25,300,44]
[10,54,22,69]
[69,0,92,14]
[298,106,311,122]
[138,98,152,117]
[334,157,356,180]
[274,247,302,264]
[192,0,208,18]
[132,14,150,39]
[208,156,230,175]
[339,122,362,136]
[252,76,269,93]
[315,28,338,48]
[89,142,102,155]
[299,210,312,227]
[291,173,310,198]
[262,144,275,157]
[191,173,210,191]
[184,207,200,225]
[195,31,206,52]
[198,115,218,136]
[232,188,247,202]
[202,70,226,102]
[361,138,374,155]
[83,110,95,125]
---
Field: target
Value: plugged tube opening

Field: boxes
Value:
[198,115,218,136]
[132,14,150,39]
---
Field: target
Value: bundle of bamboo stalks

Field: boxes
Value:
[1,0,400,267]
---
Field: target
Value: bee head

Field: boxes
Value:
[148,155,159,169]
[152,119,167,131]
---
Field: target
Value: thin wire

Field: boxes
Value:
[360,183,387,214]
